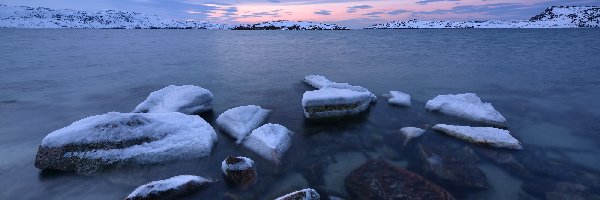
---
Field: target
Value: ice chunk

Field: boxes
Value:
[399,127,425,145]
[126,175,211,200]
[425,93,508,128]
[221,156,257,186]
[243,123,293,164]
[275,188,320,200]
[302,88,371,119]
[385,91,411,106]
[216,105,270,143]
[35,112,218,173]
[433,124,522,149]
[133,85,213,114]
[304,75,377,102]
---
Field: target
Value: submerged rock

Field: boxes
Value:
[304,75,377,102]
[425,93,508,128]
[275,188,320,200]
[125,175,211,200]
[216,105,270,143]
[384,91,412,106]
[345,159,455,200]
[242,123,293,164]
[221,156,257,186]
[433,124,522,149]
[417,144,489,190]
[133,85,213,114]
[302,88,371,119]
[35,112,218,173]
[399,127,425,145]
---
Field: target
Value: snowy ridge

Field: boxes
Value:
[232,20,348,30]
[0,4,229,29]
[366,6,599,29]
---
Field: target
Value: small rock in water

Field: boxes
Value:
[221,156,257,186]
[304,75,377,102]
[125,175,211,200]
[345,159,456,200]
[417,144,489,190]
[34,112,218,173]
[133,85,213,114]
[275,188,320,200]
[386,91,411,106]
[425,93,508,128]
[302,88,371,119]
[216,105,270,143]
[242,123,293,164]
[433,124,522,149]
[399,127,425,145]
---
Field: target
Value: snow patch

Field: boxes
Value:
[243,123,293,164]
[302,87,371,119]
[216,105,270,143]
[133,85,213,114]
[126,175,211,199]
[433,124,522,149]
[386,91,411,106]
[426,93,508,128]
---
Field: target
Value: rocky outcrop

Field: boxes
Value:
[125,175,211,200]
[345,160,455,200]
[274,188,320,200]
[221,156,257,187]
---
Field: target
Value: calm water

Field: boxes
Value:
[1,29,599,200]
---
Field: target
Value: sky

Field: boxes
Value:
[2,0,599,28]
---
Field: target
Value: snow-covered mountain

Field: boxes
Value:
[366,6,599,29]
[0,4,229,29]
[232,20,348,30]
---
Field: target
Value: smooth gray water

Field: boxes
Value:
[1,29,599,200]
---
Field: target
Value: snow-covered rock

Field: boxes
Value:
[304,75,377,102]
[365,6,599,29]
[302,87,372,119]
[243,123,293,164]
[125,175,211,200]
[433,124,522,149]
[399,127,425,145]
[384,91,411,106]
[216,105,270,144]
[221,156,257,186]
[34,112,218,173]
[0,4,229,29]
[425,93,508,128]
[133,85,213,115]
[232,20,347,30]
[275,188,320,200]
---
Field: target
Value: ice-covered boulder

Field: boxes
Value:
[133,85,213,114]
[275,188,320,200]
[34,112,218,173]
[243,123,293,164]
[304,75,377,102]
[433,124,522,149]
[425,93,508,128]
[384,91,411,106]
[125,175,211,200]
[216,105,270,143]
[399,127,425,145]
[221,156,257,186]
[302,88,372,119]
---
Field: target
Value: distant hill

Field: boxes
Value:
[365,6,600,29]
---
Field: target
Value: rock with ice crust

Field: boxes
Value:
[133,85,213,114]
[425,93,508,127]
[302,87,371,119]
[304,75,377,102]
[433,124,522,149]
[216,105,270,143]
[34,112,218,173]
[243,123,293,164]
[125,175,211,200]
[221,156,257,186]
[399,127,425,145]
[275,188,320,200]
[384,91,411,106]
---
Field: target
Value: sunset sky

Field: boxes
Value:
[3,0,599,28]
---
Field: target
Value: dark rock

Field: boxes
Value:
[221,156,257,187]
[546,182,600,200]
[417,144,489,190]
[345,159,455,200]
[125,175,211,200]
